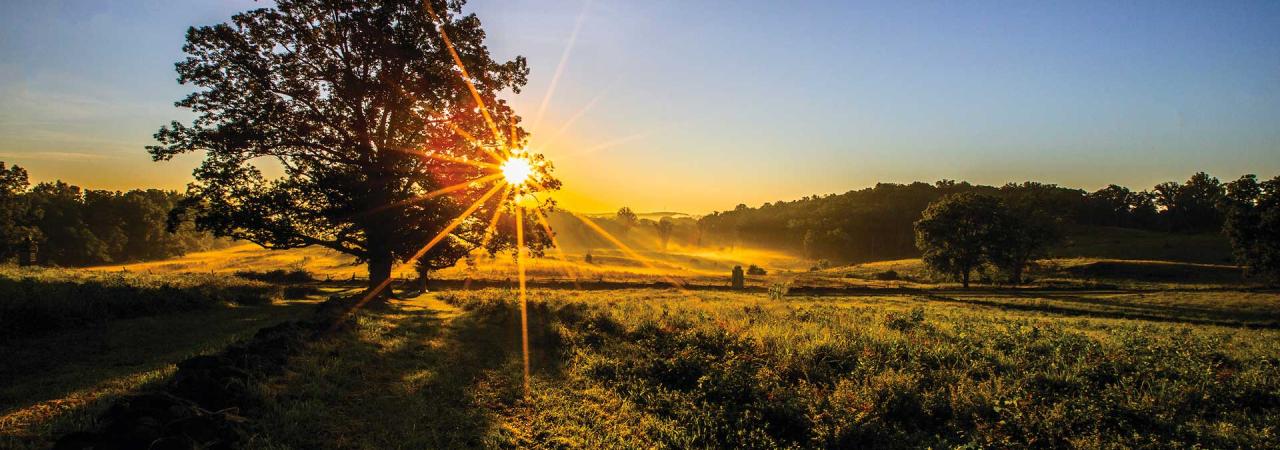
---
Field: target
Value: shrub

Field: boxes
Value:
[885,306,926,331]
[766,282,790,300]
[873,269,900,281]
[746,264,767,276]
[809,259,831,272]
[234,268,314,284]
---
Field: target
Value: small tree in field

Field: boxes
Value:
[615,207,638,237]
[150,0,556,295]
[654,216,675,250]
[914,193,1002,288]
[1222,174,1280,284]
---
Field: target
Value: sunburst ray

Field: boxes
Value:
[516,205,531,396]
[531,0,594,132]
[568,212,694,293]
[331,182,506,329]
[465,185,513,291]
[425,3,506,151]
[357,173,503,218]
[531,205,583,289]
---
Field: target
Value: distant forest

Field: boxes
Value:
[1,159,1261,268]
[0,162,227,267]
[694,172,1236,263]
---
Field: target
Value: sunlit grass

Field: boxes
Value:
[428,288,1280,448]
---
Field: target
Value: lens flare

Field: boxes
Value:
[501,157,534,185]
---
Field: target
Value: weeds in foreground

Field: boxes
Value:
[437,289,1280,449]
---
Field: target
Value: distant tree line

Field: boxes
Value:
[1221,175,1280,283]
[0,161,228,267]
[693,171,1279,283]
[698,172,1238,260]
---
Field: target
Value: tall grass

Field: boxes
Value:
[0,266,282,340]
[439,289,1280,448]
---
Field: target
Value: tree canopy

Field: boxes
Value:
[0,162,225,267]
[0,162,33,261]
[914,192,1003,288]
[149,0,556,291]
[1223,174,1280,283]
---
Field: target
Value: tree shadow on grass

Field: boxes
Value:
[248,296,567,449]
[0,301,316,449]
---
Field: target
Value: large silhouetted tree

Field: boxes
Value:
[987,205,1062,285]
[150,0,555,293]
[1154,172,1225,233]
[914,193,1003,288]
[1222,174,1280,283]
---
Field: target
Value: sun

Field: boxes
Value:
[501,157,534,186]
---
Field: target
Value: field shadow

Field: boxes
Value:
[923,293,1280,329]
[0,301,316,448]
[251,296,567,448]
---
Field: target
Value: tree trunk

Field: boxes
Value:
[365,227,394,300]
[961,269,970,289]
[368,252,393,297]
[417,267,431,292]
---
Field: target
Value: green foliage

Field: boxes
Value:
[1222,174,1280,283]
[0,162,34,262]
[1154,172,1226,233]
[988,185,1064,284]
[914,192,1003,287]
[1080,184,1159,228]
[0,174,227,267]
[234,268,315,284]
[697,173,1243,263]
[915,192,1062,286]
[766,281,790,300]
[873,269,900,280]
[0,267,281,339]
[433,289,1280,449]
[149,0,557,288]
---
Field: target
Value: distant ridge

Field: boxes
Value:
[580,211,695,219]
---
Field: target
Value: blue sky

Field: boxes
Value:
[2,0,1278,213]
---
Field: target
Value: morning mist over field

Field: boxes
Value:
[2,1,1279,448]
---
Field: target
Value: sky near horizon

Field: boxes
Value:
[1,1,1278,214]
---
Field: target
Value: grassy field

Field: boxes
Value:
[88,242,812,287]
[0,266,288,340]
[9,236,1277,448]
[234,287,1280,449]
[0,267,341,449]
[87,240,1258,292]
